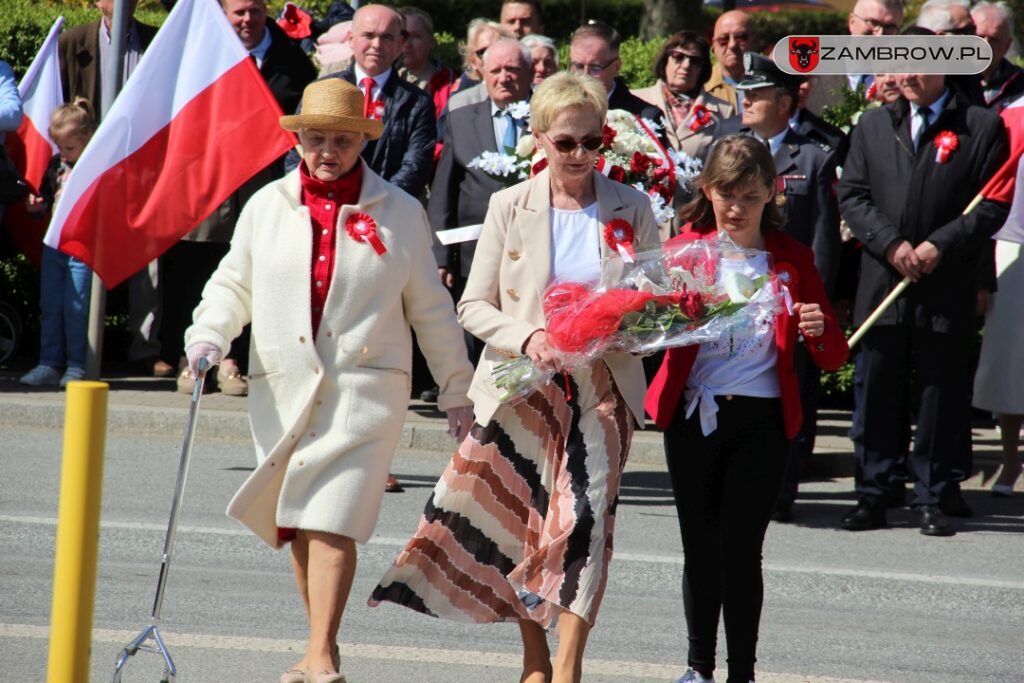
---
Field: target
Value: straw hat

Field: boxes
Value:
[279,78,384,140]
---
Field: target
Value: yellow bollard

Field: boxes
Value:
[47,380,109,683]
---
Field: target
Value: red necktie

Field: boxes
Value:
[361,77,374,118]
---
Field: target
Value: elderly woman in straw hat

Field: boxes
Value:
[371,72,660,683]
[184,78,475,683]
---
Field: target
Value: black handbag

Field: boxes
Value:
[0,144,29,205]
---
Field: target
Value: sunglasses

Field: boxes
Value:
[947,22,976,35]
[543,132,604,154]
[669,52,705,66]
[851,12,901,35]
[713,32,749,47]
[474,46,488,59]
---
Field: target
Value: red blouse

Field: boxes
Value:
[299,161,362,337]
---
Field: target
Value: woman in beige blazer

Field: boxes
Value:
[371,73,659,683]
[184,79,474,683]
[633,31,735,162]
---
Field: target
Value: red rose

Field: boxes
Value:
[665,243,717,285]
[652,182,673,202]
[546,288,655,353]
[679,289,705,320]
[602,125,617,147]
[543,282,590,318]
[629,151,653,174]
[652,167,671,183]
[531,157,549,176]
[608,164,627,183]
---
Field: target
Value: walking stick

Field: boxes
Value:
[113,357,210,683]
[846,193,986,349]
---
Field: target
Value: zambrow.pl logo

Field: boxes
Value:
[773,35,991,75]
[788,37,819,73]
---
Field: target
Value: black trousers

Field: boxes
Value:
[664,395,788,683]
[852,325,972,507]
[777,343,821,508]
[159,241,248,369]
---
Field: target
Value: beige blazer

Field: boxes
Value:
[704,63,740,113]
[632,81,736,160]
[185,162,474,547]
[457,169,660,427]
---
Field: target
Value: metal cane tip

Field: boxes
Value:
[197,356,210,373]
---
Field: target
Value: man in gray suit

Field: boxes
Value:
[429,38,532,289]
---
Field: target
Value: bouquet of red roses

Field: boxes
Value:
[490,238,787,404]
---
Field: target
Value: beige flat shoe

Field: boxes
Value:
[308,671,346,683]
[278,668,306,683]
[216,367,248,396]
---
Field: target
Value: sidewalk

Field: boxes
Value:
[0,369,1009,481]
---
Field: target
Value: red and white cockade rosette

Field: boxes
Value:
[345,212,387,255]
[604,219,636,262]
[933,131,958,164]
[687,103,713,132]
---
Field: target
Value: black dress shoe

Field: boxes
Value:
[939,488,974,518]
[419,386,439,403]
[840,503,887,531]
[772,503,794,523]
[917,505,955,536]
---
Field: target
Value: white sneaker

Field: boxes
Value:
[19,365,62,386]
[60,367,87,387]
[677,669,715,683]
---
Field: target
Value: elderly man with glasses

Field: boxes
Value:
[568,22,667,134]
[973,1,1024,111]
[807,0,904,114]
[705,10,756,113]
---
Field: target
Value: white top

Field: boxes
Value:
[549,203,602,285]
[353,64,392,102]
[683,248,779,436]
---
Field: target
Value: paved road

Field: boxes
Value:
[2,422,1023,682]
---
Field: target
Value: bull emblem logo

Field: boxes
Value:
[789,37,819,73]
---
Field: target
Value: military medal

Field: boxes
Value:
[775,176,787,208]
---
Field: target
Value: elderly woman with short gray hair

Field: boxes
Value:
[371,72,659,683]
[185,78,474,683]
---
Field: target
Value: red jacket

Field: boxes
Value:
[644,227,849,439]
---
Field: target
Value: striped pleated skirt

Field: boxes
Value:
[369,361,633,627]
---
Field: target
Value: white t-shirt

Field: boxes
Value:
[549,203,602,285]
[683,248,779,435]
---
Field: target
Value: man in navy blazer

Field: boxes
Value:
[286,5,435,199]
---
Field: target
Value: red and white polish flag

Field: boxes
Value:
[45,0,296,287]
[6,16,62,193]
[3,16,63,266]
[979,94,1024,208]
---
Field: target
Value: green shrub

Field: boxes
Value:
[819,357,855,406]
[747,11,848,51]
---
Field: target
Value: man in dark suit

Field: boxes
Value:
[568,23,667,136]
[838,74,1010,536]
[429,38,532,288]
[59,0,164,378]
[718,53,841,522]
[286,4,435,199]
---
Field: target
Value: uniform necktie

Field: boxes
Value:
[361,77,375,118]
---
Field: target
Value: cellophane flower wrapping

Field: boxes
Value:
[489,238,787,404]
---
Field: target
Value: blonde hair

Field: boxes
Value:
[529,72,608,133]
[460,19,513,74]
[681,135,785,232]
[49,97,97,142]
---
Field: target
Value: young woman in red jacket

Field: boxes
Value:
[645,135,848,683]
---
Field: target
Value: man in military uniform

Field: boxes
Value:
[716,53,841,521]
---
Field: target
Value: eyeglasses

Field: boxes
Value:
[713,32,749,47]
[569,57,620,76]
[542,132,604,154]
[669,52,705,66]
[851,12,901,35]
[947,22,977,35]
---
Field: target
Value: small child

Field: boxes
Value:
[19,98,97,388]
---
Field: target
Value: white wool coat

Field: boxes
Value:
[186,162,474,548]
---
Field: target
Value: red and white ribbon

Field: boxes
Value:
[604,219,635,263]
[346,212,387,255]
[687,103,712,132]
[933,131,958,164]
